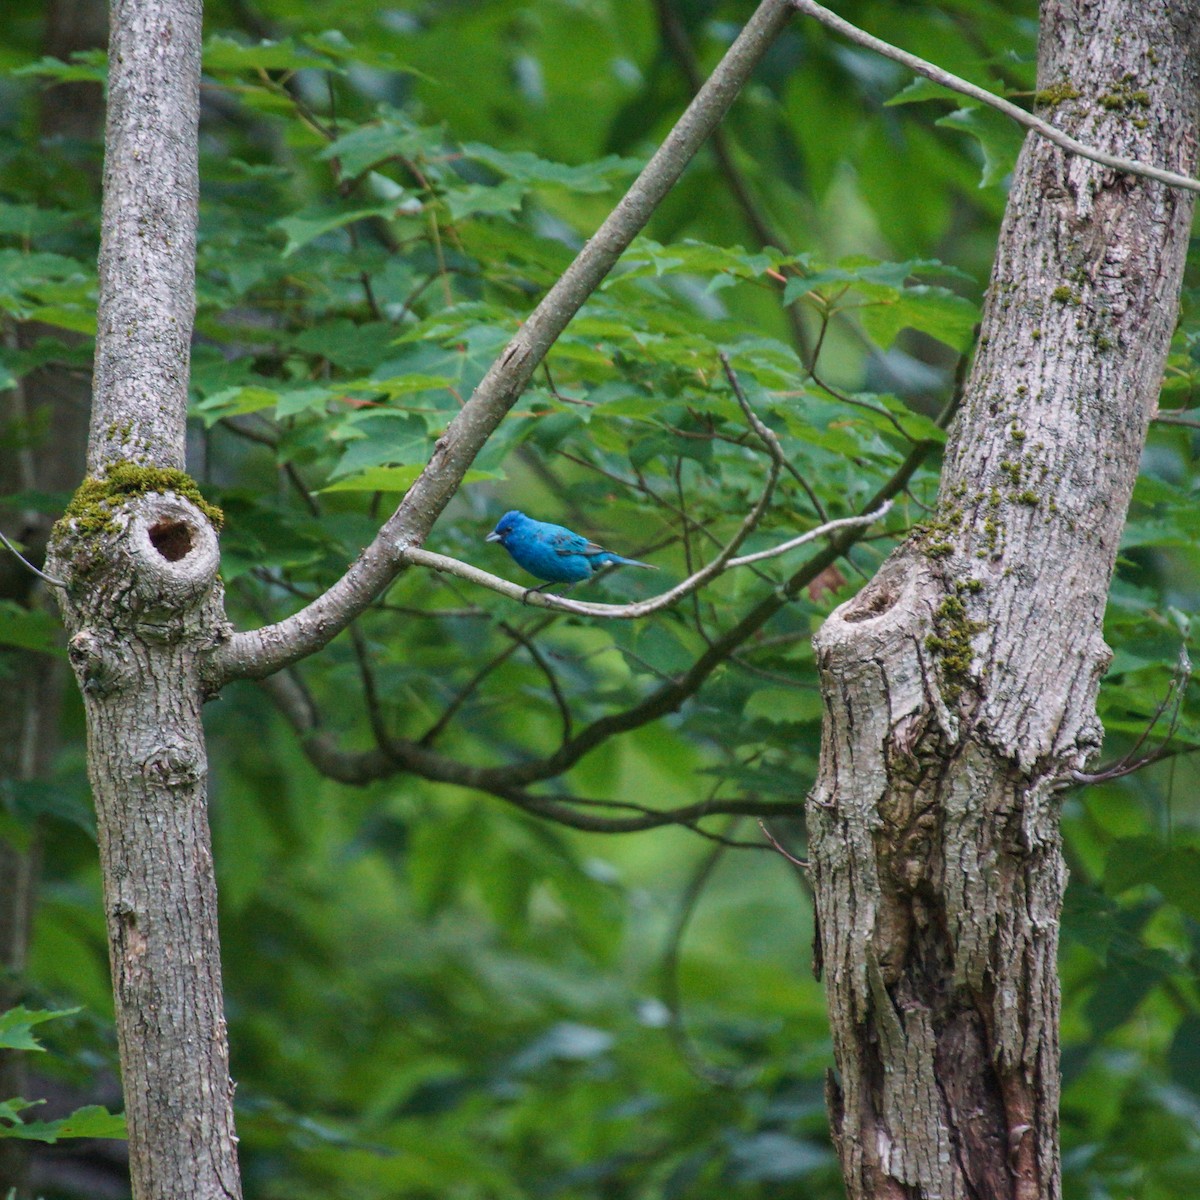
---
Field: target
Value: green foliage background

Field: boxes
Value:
[4,1,1200,1196]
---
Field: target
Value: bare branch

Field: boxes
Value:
[212,0,798,686]
[653,0,813,362]
[659,822,755,1088]
[401,504,891,618]
[498,619,574,742]
[0,529,68,590]
[719,351,828,520]
[758,818,809,868]
[1153,408,1200,430]
[791,0,1200,194]
[1070,646,1193,785]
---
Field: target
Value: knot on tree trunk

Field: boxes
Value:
[48,489,228,697]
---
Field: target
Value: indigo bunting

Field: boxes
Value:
[486,510,656,588]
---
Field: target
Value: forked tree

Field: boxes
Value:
[32,0,1200,1197]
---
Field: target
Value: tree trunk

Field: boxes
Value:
[807,3,1200,1199]
[45,0,243,1196]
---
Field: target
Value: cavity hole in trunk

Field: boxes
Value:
[149,519,192,562]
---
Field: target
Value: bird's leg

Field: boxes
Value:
[522,580,576,603]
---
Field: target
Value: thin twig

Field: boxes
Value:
[758,818,808,867]
[402,504,891,618]
[1070,647,1193,785]
[653,0,812,361]
[791,0,1200,194]
[1154,409,1200,430]
[0,529,67,589]
[498,619,574,742]
[660,817,755,1088]
[720,351,828,520]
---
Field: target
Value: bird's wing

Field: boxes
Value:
[548,528,592,555]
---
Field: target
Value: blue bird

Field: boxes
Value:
[486,510,656,590]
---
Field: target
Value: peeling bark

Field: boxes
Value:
[808,4,1200,1199]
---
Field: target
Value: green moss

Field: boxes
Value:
[926,595,988,702]
[1009,424,1027,442]
[1098,85,1149,111]
[1016,490,1040,507]
[1034,81,1081,108]
[913,500,966,561]
[54,461,224,542]
[1051,285,1081,305]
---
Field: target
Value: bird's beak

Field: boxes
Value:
[485,531,501,543]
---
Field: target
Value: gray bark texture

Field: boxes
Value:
[44,0,243,1197]
[87,0,201,473]
[807,4,1200,1200]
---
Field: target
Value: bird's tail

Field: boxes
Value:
[609,555,656,570]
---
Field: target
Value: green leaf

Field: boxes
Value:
[1106,836,1200,920]
[328,412,431,479]
[21,305,96,335]
[275,201,415,257]
[936,105,1026,188]
[321,466,499,493]
[0,1101,126,1143]
[884,76,961,107]
[0,603,61,655]
[12,51,107,83]
[459,144,639,193]
[319,116,444,179]
[192,385,284,424]
[203,35,346,74]
[858,284,979,350]
[443,181,527,221]
[0,1006,80,1053]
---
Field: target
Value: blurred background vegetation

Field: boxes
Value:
[4,1,1200,1197]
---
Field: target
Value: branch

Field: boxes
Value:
[399,505,890,618]
[1069,646,1193,785]
[720,351,828,520]
[212,0,798,686]
[659,822,755,1088]
[791,0,1200,194]
[1153,408,1200,430]
[262,664,803,832]
[653,0,813,362]
[0,529,67,590]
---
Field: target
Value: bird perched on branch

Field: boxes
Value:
[486,510,656,589]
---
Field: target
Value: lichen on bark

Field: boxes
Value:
[807,3,1200,1199]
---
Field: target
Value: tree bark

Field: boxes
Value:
[808,4,1200,1199]
[45,0,243,1197]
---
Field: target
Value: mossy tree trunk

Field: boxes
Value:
[807,3,1200,1198]
[44,0,242,1197]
